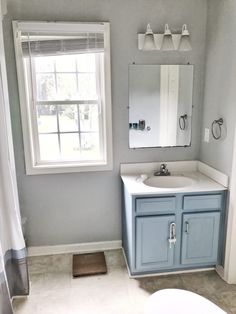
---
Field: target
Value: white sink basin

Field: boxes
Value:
[143,176,195,189]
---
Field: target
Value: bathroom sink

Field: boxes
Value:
[143,176,195,189]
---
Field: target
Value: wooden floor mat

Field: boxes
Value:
[73,252,107,277]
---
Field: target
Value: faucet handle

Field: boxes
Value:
[154,163,170,176]
[160,163,167,170]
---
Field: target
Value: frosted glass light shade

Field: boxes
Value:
[143,23,156,50]
[143,34,155,50]
[179,35,192,51]
[161,24,174,51]
[162,35,174,50]
[179,24,192,51]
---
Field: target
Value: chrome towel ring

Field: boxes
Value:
[179,114,188,130]
[211,118,223,140]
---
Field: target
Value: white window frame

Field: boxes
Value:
[13,21,113,175]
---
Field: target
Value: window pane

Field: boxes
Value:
[79,104,99,132]
[58,105,78,132]
[39,134,59,160]
[76,54,96,72]
[37,105,58,133]
[36,74,56,101]
[57,73,77,100]
[55,55,76,72]
[78,73,97,100]
[60,133,80,159]
[35,56,54,72]
[80,133,100,160]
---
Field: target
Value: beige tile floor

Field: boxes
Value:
[13,250,236,314]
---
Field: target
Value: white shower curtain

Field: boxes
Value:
[0,2,29,312]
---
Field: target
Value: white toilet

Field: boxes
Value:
[145,289,226,314]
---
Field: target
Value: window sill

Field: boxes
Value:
[26,161,113,175]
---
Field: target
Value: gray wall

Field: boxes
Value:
[4,0,207,246]
[200,0,236,176]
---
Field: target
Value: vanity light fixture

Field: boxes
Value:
[142,24,156,50]
[161,24,174,51]
[179,24,192,51]
[138,23,192,51]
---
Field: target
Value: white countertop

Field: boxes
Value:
[121,171,227,196]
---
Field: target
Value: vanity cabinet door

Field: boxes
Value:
[136,215,175,271]
[181,212,220,265]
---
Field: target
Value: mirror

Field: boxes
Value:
[129,64,193,148]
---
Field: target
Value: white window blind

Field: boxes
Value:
[21,32,104,56]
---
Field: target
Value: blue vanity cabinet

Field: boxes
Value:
[181,212,221,265]
[136,215,175,270]
[122,188,226,276]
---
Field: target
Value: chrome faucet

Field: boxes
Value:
[154,163,171,176]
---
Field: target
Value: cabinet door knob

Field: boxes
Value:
[185,221,189,234]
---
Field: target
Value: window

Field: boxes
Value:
[13,22,112,174]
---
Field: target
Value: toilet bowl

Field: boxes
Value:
[145,289,226,314]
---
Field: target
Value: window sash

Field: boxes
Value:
[29,53,101,102]
[35,102,102,163]
[26,56,104,164]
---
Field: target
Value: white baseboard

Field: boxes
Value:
[27,240,122,257]
[216,265,226,281]
[127,267,215,279]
